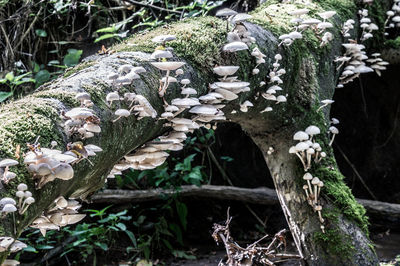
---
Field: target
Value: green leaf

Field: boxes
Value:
[5,72,14,81]
[94,242,108,251]
[23,246,38,253]
[36,244,54,249]
[0,91,13,103]
[116,222,126,231]
[125,230,137,248]
[96,25,120,33]
[35,29,47,37]
[63,49,82,67]
[33,62,40,73]
[176,201,188,230]
[94,33,119,43]
[169,223,183,245]
[34,70,50,85]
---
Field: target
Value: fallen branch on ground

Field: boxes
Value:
[91,185,400,229]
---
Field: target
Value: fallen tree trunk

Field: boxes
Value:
[0,0,394,264]
[92,186,400,229]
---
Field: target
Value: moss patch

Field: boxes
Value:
[63,61,96,78]
[114,16,227,70]
[385,36,400,49]
[313,228,355,258]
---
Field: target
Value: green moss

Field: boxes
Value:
[63,61,96,78]
[385,36,400,49]
[313,228,355,258]
[114,16,227,69]
[34,89,79,107]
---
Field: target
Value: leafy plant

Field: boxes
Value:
[0,71,35,102]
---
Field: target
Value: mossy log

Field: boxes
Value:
[0,0,394,264]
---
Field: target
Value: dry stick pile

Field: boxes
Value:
[211,208,301,266]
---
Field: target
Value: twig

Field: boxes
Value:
[15,5,44,49]
[334,144,378,200]
[123,0,182,14]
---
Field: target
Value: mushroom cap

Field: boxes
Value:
[61,214,86,225]
[0,237,14,251]
[24,191,32,198]
[189,105,219,115]
[17,183,28,191]
[231,13,252,24]
[181,88,197,95]
[24,196,35,205]
[151,35,176,43]
[85,144,103,153]
[311,177,320,185]
[75,92,91,101]
[303,173,313,180]
[215,81,250,90]
[165,105,180,112]
[0,159,18,168]
[215,88,238,101]
[213,66,240,77]
[314,205,322,211]
[321,99,334,104]
[329,126,339,134]
[2,259,20,266]
[293,131,309,141]
[2,204,17,213]
[9,240,27,253]
[317,22,333,29]
[53,163,74,180]
[161,76,177,83]
[151,61,185,71]
[318,11,337,20]
[305,125,321,136]
[65,108,93,119]
[115,109,131,117]
[223,41,248,52]
[84,123,101,133]
[180,79,191,85]
[287,8,309,16]
[171,97,200,107]
[215,8,237,17]
[289,31,302,39]
[301,18,321,25]
[295,142,309,151]
[15,191,25,198]
[276,95,287,103]
[151,50,173,59]
[55,196,68,208]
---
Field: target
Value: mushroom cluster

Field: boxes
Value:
[0,197,17,218]
[15,183,34,215]
[0,237,27,253]
[341,19,355,38]
[251,47,266,76]
[108,64,146,88]
[0,159,18,184]
[289,126,326,171]
[23,139,100,189]
[302,173,325,231]
[63,106,100,139]
[385,1,400,32]
[358,9,378,42]
[335,43,373,88]
[31,196,85,236]
[366,53,389,77]
[229,13,255,46]
[261,53,287,110]
[107,91,157,122]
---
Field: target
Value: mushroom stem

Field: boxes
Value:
[314,185,318,204]
[159,70,171,97]
[112,116,122,123]
[318,210,324,223]
[329,134,336,146]
[295,152,307,171]
[306,153,311,171]
[316,103,327,112]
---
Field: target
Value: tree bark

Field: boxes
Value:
[0,0,393,264]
